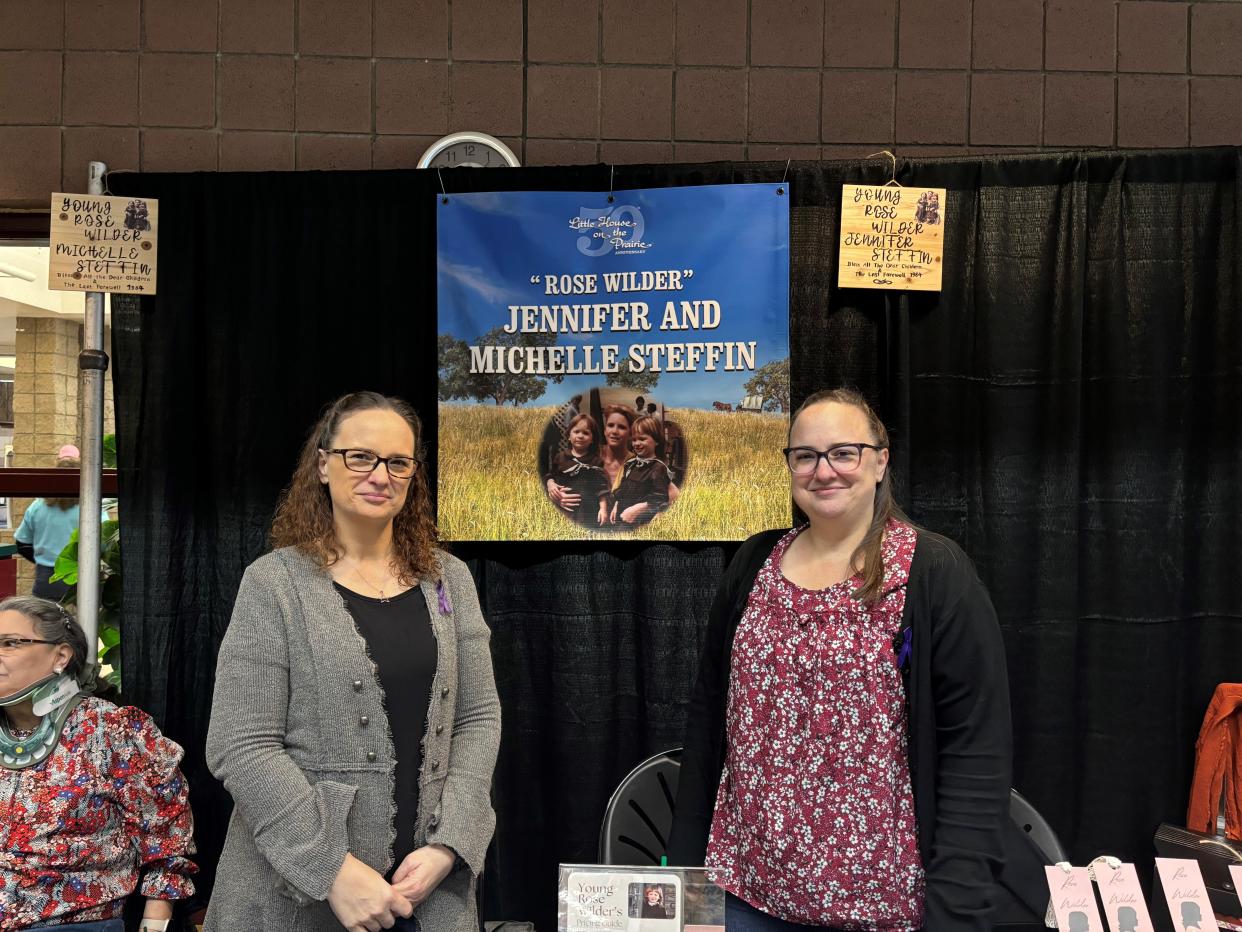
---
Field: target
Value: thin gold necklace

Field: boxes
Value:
[346,556,394,603]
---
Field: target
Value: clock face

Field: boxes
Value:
[427,141,500,168]
[423,135,519,169]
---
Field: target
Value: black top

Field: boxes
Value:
[668,528,1047,931]
[336,582,437,874]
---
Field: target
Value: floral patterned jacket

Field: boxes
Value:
[0,696,196,929]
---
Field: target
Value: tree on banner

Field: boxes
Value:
[744,357,790,412]
[438,329,565,406]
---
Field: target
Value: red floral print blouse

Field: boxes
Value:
[706,519,925,929]
[0,696,196,928]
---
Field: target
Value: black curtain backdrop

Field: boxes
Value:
[110,150,1241,930]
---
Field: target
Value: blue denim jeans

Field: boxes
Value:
[30,921,125,931]
[725,893,845,931]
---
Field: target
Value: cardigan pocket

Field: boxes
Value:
[303,761,390,774]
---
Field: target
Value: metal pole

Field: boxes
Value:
[78,160,108,667]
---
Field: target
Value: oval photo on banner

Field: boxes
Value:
[537,387,690,533]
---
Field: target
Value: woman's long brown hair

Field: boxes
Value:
[269,391,441,583]
[791,388,913,604]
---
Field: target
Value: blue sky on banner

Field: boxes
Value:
[437,183,789,409]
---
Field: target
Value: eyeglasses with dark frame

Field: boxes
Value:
[782,443,885,475]
[0,636,60,653]
[322,448,418,479]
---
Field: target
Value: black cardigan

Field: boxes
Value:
[668,528,1043,931]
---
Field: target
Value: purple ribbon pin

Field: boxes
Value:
[436,579,451,615]
[896,627,912,671]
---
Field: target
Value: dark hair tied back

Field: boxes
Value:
[0,595,88,681]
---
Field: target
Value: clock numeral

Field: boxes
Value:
[424,135,517,168]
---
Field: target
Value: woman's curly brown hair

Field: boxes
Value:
[269,391,441,583]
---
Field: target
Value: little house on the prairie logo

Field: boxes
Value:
[569,203,654,256]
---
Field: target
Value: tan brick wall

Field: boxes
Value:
[13,317,80,466]
[0,0,1241,207]
[3,317,112,594]
[6,317,80,590]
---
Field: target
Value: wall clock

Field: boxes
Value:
[418,132,520,169]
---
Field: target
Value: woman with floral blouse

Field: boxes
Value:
[0,596,196,930]
[670,389,1013,931]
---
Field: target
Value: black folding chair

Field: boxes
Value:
[1010,787,1068,863]
[598,748,682,865]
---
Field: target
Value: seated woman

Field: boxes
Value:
[0,596,196,931]
[669,388,1012,931]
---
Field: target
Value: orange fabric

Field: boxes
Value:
[1186,683,1242,840]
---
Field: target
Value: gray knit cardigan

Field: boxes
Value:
[203,546,500,932]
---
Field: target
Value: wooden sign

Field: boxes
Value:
[838,184,945,291]
[48,192,158,294]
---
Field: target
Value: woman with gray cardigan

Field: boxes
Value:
[205,392,501,932]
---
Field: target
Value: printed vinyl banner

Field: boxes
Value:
[437,183,790,541]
